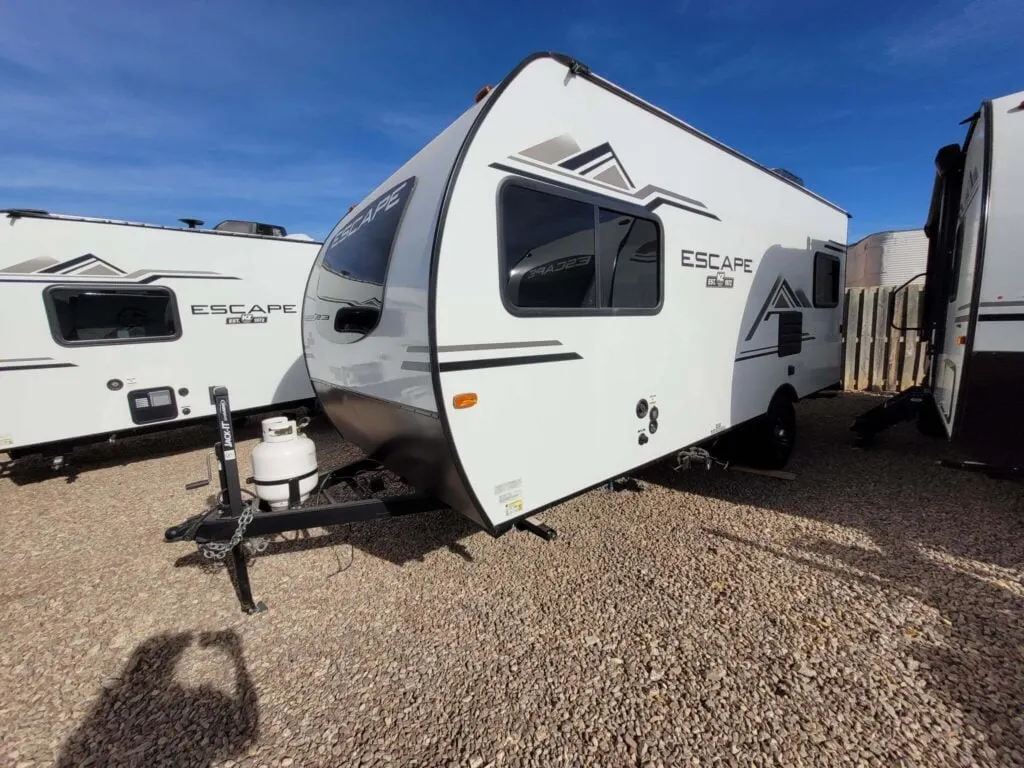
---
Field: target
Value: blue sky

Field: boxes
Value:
[1,0,1021,243]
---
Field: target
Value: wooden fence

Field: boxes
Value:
[841,285,929,393]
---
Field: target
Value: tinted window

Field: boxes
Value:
[597,209,660,308]
[46,286,179,344]
[321,177,415,286]
[813,251,841,308]
[502,185,597,309]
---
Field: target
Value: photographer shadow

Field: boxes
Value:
[56,630,259,767]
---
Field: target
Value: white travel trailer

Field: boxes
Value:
[301,52,850,534]
[0,209,321,464]
[854,88,1024,471]
[164,52,850,613]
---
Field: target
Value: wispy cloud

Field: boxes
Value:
[0,1,430,236]
[881,0,1024,64]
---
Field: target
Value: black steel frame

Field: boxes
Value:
[164,386,446,613]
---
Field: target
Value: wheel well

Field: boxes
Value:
[773,384,798,406]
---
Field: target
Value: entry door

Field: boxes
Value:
[934,140,985,432]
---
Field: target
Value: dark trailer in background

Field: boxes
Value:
[854,88,1024,472]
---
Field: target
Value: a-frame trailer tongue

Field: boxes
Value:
[164,386,446,613]
[164,386,557,613]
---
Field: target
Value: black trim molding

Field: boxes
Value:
[439,352,582,373]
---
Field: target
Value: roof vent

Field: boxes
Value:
[771,168,804,187]
[179,218,205,229]
[213,220,288,237]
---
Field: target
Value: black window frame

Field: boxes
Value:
[948,218,966,304]
[43,283,183,348]
[812,250,841,308]
[496,177,664,318]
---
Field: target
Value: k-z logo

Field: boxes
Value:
[706,272,734,288]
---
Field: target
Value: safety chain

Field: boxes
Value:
[198,498,258,561]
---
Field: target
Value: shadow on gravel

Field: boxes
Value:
[640,392,1024,765]
[56,630,259,768]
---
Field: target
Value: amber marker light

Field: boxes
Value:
[453,393,478,409]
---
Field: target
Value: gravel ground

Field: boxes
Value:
[1,393,1022,768]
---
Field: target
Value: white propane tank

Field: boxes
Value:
[250,416,318,509]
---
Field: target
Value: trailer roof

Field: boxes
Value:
[1,208,321,244]
[525,53,851,218]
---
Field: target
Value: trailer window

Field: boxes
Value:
[320,177,416,289]
[597,210,660,308]
[813,251,841,308]
[44,286,181,346]
[501,185,597,309]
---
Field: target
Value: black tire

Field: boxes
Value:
[916,396,946,438]
[746,395,797,470]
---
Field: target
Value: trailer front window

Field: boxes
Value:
[320,177,416,288]
[44,286,181,346]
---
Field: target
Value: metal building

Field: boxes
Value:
[845,228,928,288]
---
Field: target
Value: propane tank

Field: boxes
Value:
[250,416,318,509]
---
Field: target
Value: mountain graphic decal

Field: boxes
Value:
[489,133,721,221]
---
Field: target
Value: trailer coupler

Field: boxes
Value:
[163,385,447,614]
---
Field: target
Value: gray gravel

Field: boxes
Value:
[1,393,1022,767]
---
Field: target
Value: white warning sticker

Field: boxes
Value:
[495,478,523,518]
[494,478,522,497]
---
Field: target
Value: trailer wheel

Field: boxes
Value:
[747,395,796,470]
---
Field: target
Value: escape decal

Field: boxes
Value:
[191,304,297,325]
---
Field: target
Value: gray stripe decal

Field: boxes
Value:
[736,336,816,362]
[400,361,430,372]
[955,315,970,323]
[979,300,1024,308]
[0,357,53,363]
[979,313,1024,322]
[1,362,77,372]
[407,340,563,354]
[957,303,971,311]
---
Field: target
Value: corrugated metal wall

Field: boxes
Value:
[845,229,928,288]
[880,230,928,286]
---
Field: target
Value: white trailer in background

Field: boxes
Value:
[854,88,1024,472]
[0,209,321,464]
[302,52,850,534]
